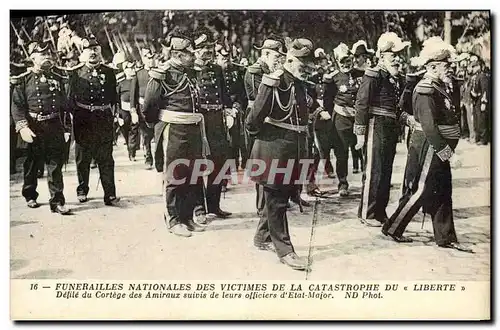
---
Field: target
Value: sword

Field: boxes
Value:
[305,198,319,278]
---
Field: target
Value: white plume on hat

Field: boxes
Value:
[112,51,127,67]
[377,32,411,54]
[351,40,375,55]
[417,37,457,65]
[333,43,351,60]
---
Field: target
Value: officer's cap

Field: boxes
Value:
[333,43,351,61]
[113,51,127,67]
[254,34,286,55]
[314,48,326,59]
[28,41,49,56]
[215,43,230,57]
[194,28,216,49]
[168,29,194,52]
[377,32,410,54]
[285,37,314,60]
[351,40,375,56]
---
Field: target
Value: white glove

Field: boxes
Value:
[131,112,139,124]
[118,118,124,126]
[481,104,486,112]
[64,132,71,142]
[19,127,36,143]
[319,110,331,121]
[407,115,417,129]
[449,153,462,169]
[355,135,365,150]
[226,115,235,129]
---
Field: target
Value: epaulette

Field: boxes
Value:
[10,70,31,85]
[364,66,380,78]
[323,70,338,83]
[261,69,283,87]
[415,78,434,95]
[149,67,167,80]
[247,62,262,74]
[50,68,67,80]
[101,63,115,70]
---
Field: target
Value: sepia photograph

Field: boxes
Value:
[8,8,491,320]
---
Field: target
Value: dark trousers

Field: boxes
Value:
[22,119,65,209]
[351,145,362,171]
[383,131,458,246]
[358,116,399,221]
[474,105,489,144]
[74,109,116,202]
[161,122,203,226]
[119,109,140,157]
[254,184,295,258]
[312,118,334,175]
[140,121,154,165]
[229,117,247,169]
[205,154,227,213]
[333,113,361,189]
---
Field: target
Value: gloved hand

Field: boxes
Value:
[64,132,71,142]
[481,104,486,112]
[131,112,139,124]
[449,153,462,169]
[19,127,36,143]
[226,115,235,129]
[319,110,331,121]
[407,115,417,129]
[118,117,124,126]
[355,134,365,150]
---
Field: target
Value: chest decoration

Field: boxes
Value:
[444,98,451,110]
[339,85,348,93]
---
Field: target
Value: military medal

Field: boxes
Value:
[444,98,451,110]
[92,70,98,77]
[348,76,354,86]
[339,85,348,93]
[40,75,47,83]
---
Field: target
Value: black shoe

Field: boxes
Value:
[439,242,474,253]
[214,208,232,218]
[90,163,98,169]
[291,197,311,207]
[129,155,136,162]
[104,196,121,206]
[382,229,413,243]
[339,186,349,197]
[27,200,40,209]
[51,204,71,215]
[279,252,309,271]
[186,219,206,232]
[145,161,153,170]
[255,242,276,253]
[359,218,383,227]
[77,195,88,203]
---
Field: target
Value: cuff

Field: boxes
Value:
[353,124,366,136]
[435,145,454,162]
[15,119,29,133]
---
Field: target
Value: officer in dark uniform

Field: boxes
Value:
[66,37,120,206]
[193,29,232,219]
[214,43,248,172]
[243,35,286,217]
[470,56,490,145]
[117,60,140,161]
[354,32,409,227]
[10,42,71,214]
[10,60,28,175]
[382,38,473,252]
[304,48,334,196]
[324,43,364,197]
[246,37,316,271]
[131,48,156,169]
[142,30,206,237]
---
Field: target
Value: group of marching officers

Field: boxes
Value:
[10,27,481,271]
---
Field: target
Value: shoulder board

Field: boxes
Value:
[116,71,125,79]
[50,69,66,80]
[261,70,283,87]
[415,79,434,95]
[364,67,380,78]
[101,63,115,70]
[149,67,166,80]
[247,63,262,74]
